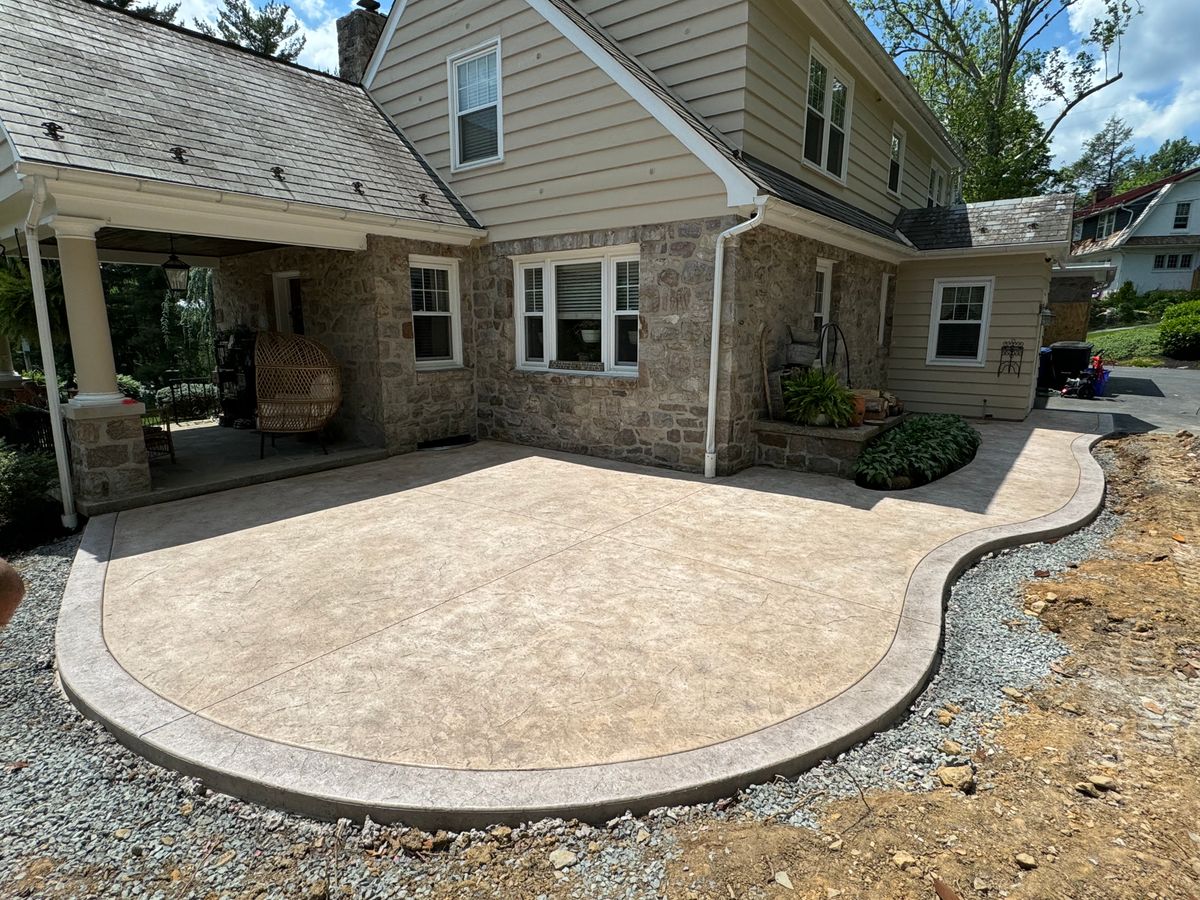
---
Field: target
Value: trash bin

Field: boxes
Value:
[1037,347,1055,389]
[1049,341,1094,385]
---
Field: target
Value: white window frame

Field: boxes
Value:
[887,125,905,197]
[802,40,854,185]
[813,258,834,336]
[1174,202,1191,230]
[512,244,641,376]
[409,255,463,370]
[878,272,891,346]
[447,37,504,173]
[1096,210,1116,239]
[926,276,994,368]
[927,162,946,208]
[271,271,301,334]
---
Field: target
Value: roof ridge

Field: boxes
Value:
[1075,166,1200,218]
[75,0,353,85]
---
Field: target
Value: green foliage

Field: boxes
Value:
[781,368,856,428]
[103,0,180,23]
[0,439,60,548]
[1087,325,1162,363]
[1159,300,1200,360]
[855,415,981,490]
[853,0,1137,202]
[194,0,306,62]
[116,374,146,400]
[0,257,67,345]
[1056,116,1136,198]
[1117,137,1200,193]
[154,383,218,420]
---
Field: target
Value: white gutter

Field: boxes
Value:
[23,177,77,529]
[704,198,768,479]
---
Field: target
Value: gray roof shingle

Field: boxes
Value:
[894,195,1075,252]
[0,0,479,229]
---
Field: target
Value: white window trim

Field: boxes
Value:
[447,37,504,173]
[887,125,906,197]
[813,258,834,334]
[878,272,891,346]
[513,244,641,377]
[409,255,463,370]
[802,40,854,187]
[1174,202,1191,230]
[926,276,994,368]
[927,162,946,208]
[271,271,301,334]
[1096,210,1116,239]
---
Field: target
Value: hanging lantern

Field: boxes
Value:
[160,235,190,297]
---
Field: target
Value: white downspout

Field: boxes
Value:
[24,177,78,528]
[703,198,768,479]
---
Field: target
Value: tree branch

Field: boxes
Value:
[1042,72,1124,143]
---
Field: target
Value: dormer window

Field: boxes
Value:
[449,39,503,171]
[803,42,853,182]
[1174,202,1191,230]
[1096,210,1117,239]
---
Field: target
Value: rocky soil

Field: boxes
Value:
[2,431,1198,899]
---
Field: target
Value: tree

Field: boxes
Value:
[1119,137,1200,192]
[194,0,306,63]
[855,0,1138,202]
[1057,115,1137,198]
[104,0,180,23]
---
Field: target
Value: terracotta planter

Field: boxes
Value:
[0,557,25,629]
[849,394,866,427]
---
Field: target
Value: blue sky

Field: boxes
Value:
[181,0,1200,169]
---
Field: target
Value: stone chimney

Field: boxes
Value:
[1094,182,1114,203]
[337,0,386,84]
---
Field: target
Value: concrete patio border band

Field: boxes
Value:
[55,415,1114,830]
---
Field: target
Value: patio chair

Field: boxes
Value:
[254,331,342,458]
[141,408,176,463]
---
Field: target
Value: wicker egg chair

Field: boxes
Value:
[254,331,342,458]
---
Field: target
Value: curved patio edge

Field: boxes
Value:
[55,415,1114,830]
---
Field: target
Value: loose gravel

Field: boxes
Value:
[0,505,1118,898]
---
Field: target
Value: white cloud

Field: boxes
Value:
[1046,0,1200,165]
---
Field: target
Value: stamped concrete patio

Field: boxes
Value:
[58,410,1110,826]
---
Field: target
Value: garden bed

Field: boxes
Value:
[751,416,904,478]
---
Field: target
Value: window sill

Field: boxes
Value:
[801,157,849,188]
[515,366,639,380]
[415,363,468,374]
[451,156,504,175]
[925,357,986,368]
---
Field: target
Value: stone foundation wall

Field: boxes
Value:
[471,219,737,471]
[63,407,152,507]
[725,227,897,472]
[751,417,902,479]
[214,236,475,453]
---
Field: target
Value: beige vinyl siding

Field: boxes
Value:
[743,0,950,222]
[370,0,729,243]
[0,130,18,202]
[573,0,749,144]
[888,255,1048,420]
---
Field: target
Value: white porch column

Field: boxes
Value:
[54,217,123,406]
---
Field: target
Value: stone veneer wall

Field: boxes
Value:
[214,235,475,453]
[63,410,152,506]
[470,218,738,471]
[724,227,897,472]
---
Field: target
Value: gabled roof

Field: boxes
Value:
[1074,167,1200,219]
[0,0,479,229]
[894,195,1074,252]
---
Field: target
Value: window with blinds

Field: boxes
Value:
[927,279,992,366]
[451,43,501,168]
[410,258,462,368]
[514,249,640,372]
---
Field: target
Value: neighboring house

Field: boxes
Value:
[1071,167,1200,295]
[0,0,1072,511]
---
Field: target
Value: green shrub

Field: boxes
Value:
[781,368,855,427]
[116,374,144,400]
[0,439,60,550]
[855,414,981,490]
[1159,299,1200,360]
[153,383,218,420]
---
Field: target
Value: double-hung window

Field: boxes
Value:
[1154,253,1194,270]
[410,256,462,369]
[449,40,502,170]
[926,277,993,367]
[1096,210,1117,239]
[927,164,945,208]
[515,246,640,374]
[803,43,853,181]
[1174,202,1191,230]
[887,126,905,196]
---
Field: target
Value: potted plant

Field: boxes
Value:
[781,368,855,427]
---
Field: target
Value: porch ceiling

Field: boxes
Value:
[41,228,286,262]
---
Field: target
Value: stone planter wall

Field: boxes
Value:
[63,405,152,509]
[751,416,903,478]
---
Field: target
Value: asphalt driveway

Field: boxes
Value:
[1039,365,1200,433]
